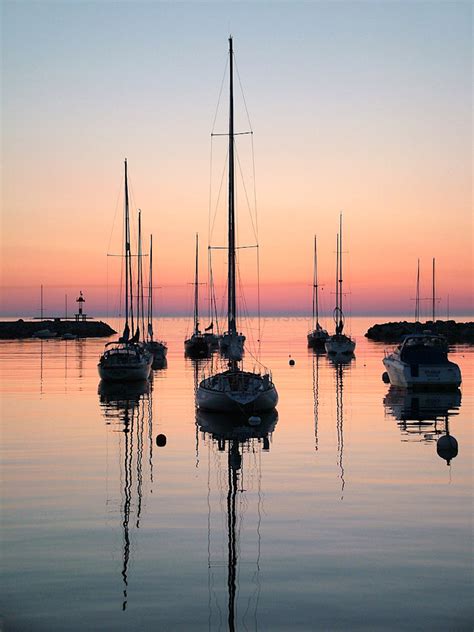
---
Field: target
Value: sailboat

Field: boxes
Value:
[144,234,168,365]
[184,234,210,358]
[203,248,220,350]
[197,37,278,414]
[98,159,153,382]
[325,213,356,357]
[307,235,328,350]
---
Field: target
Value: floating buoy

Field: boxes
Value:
[156,433,167,447]
[382,371,390,384]
[248,415,261,426]
[437,434,458,465]
[289,358,295,366]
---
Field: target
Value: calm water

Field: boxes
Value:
[1,317,472,631]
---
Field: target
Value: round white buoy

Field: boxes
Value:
[248,415,261,426]
[156,433,167,447]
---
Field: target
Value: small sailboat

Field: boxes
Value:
[98,159,153,382]
[203,248,220,350]
[197,37,278,415]
[307,235,328,350]
[144,234,167,365]
[325,213,356,357]
[185,234,210,358]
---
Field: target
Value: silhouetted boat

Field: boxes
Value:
[197,37,278,414]
[144,234,167,365]
[325,214,355,357]
[98,160,152,382]
[307,235,328,350]
[383,332,461,389]
[185,234,210,358]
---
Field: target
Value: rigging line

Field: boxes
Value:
[211,55,229,134]
[234,57,254,132]
[209,144,229,242]
[106,175,124,255]
[250,132,259,243]
[208,138,213,248]
[234,143,258,242]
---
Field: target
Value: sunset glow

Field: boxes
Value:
[2,1,472,317]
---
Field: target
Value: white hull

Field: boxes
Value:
[383,356,461,389]
[325,335,355,355]
[197,371,278,413]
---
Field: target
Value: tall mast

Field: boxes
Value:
[137,209,145,340]
[124,159,132,338]
[194,233,200,334]
[227,36,237,335]
[335,233,339,315]
[415,258,420,322]
[148,235,153,341]
[312,236,317,329]
[432,257,436,322]
[339,213,343,331]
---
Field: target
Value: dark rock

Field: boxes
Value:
[0,320,116,339]
[365,321,474,344]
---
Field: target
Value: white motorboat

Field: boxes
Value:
[325,214,355,357]
[383,332,461,389]
[197,37,278,415]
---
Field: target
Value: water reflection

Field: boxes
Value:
[312,353,320,451]
[331,361,349,499]
[196,409,278,631]
[98,379,154,610]
[384,388,461,465]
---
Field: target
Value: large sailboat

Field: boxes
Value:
[98,160,153,382]
[325,213,356,357]
[197,37,278,415]
[307,235,329,350]
[184,234,210,358]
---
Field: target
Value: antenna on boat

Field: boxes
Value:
[415,258,420,322]
[432,257,436,322]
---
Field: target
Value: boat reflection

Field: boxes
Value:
[332,361,349,499]
[384,387,461,465]
[196,409,278,631]
[98,379,155,610]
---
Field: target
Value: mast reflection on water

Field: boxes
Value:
[196,409,278,631]
[98,379,154,610]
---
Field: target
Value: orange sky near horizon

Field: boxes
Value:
[1,2,472,317]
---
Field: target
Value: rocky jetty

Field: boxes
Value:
[0,319,116,340]
[365,320,474,344]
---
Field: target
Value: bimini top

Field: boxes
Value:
[398,333,449,365]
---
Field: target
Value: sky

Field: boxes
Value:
[1,1,472,319]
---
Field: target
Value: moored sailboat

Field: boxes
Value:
[144,234,167,365]
[98,160,152,382]
[197,37,278,415]
[185,234,210,358]
[325,214,356,357]
[307,235,328,350]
